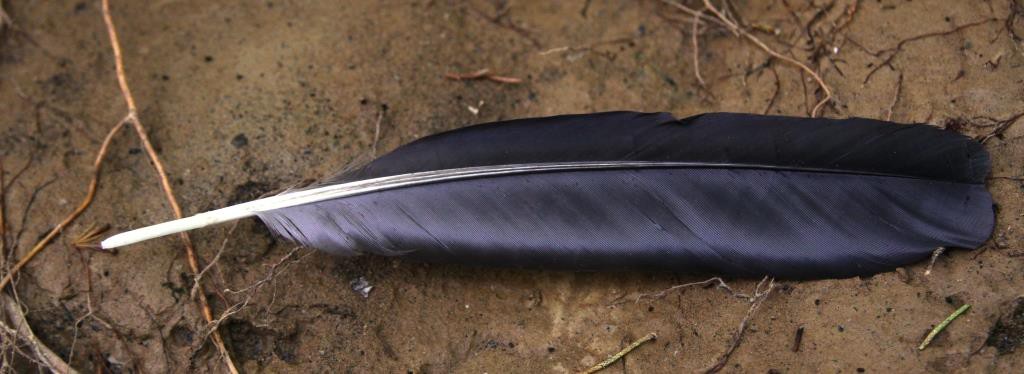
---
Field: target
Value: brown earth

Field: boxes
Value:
[1,0,1023,373]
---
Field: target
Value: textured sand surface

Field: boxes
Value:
[1,0,1023,372]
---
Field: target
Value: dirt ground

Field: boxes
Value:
[1,0,1023,372]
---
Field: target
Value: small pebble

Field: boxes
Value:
[231,134,248,148]
[350,276,373,298]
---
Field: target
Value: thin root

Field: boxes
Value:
[979,112,1024,144]
[663,0,833,116]
[620,277,752,305]
[196,246,309,350]
[100,0,239,372]
[703,277,775,373]
[0,119,126,291]
[858,18,1000,84]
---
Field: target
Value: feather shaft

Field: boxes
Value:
[102,160,914,249]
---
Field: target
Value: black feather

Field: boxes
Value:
[257,112,994,279]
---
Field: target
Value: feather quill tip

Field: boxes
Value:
[100,206,256,249]
[99,234,131,250]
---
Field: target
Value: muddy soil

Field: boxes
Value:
[1,0,1023,373]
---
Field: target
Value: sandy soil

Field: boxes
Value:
[1,0,1023,373]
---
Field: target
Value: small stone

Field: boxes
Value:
[231,133,248,148]
[350,276,373,298]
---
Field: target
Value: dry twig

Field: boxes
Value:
[99,0,238,372]
[1,294,78,374]
[691,9,707,86]
[444,68,522,84]
[581,332,657,374]
[371,108,384,157]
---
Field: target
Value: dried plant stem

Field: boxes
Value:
[582,332,657,374]
[691,10,707,86]
[371,109,384,157]
[2,294,79,374]
[444,68,522,84]
[0,119,126,291]
[100,1,238,373]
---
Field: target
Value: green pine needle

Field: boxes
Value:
[919,304,971,350]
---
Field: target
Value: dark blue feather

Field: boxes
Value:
[258,112,994,279]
